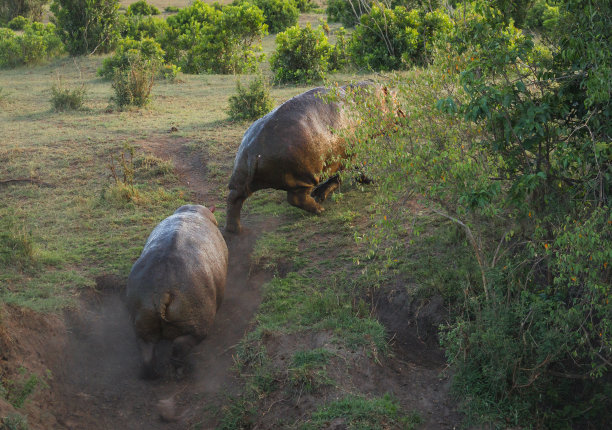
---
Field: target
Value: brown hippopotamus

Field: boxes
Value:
[126,204,228,377]
[226,82,387,233]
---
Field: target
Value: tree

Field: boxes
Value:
[0,0,49,23]
[50,0,120,55]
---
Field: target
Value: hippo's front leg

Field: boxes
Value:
[287,188,324,214]
[226,189,249,233]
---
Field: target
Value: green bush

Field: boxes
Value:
[50,78,87,111]
[227,75,274,121]
[111,51,156,108]
[7,15,29,30]
[126,0,160,16]
[254,0,299,33]
[50,0,120,55]
[295,0,316,12]
[349,5,452,70]
[120,14,169,40]
[98,37,164,79]
[0,22,64,68]
[161,0,267,74]
[164,6,179,13]
[326,0,419,27]
[328,26,350,71]
[271,23,333,83]
[0,0,48,23]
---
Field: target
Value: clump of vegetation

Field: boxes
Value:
[305,394,422,430]
[50,76,87,111]
[227,75,274,121]
[50,0,120,55]
[271,23,333,83]
[0,0,48,23]
[2,367,50,408]
[164,6,179,13]
[98,37,164,79]
[110,53,156,108]
[0,214,36,270]
[525,0,560,32]
[0,23,64,68]
[337,0,611,427]
[1,413,29,430]
[7,15,29,30]
[161,0,267,74]
[126,0,160,16]
[349,5,452,70]
[104,144,141,203]
[120,14,169,41]
[288,348,333,393]
[252,0,299,34]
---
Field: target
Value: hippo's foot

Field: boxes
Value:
[287,189,324,214]
[312,176,341,203]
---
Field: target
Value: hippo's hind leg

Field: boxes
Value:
[287,188,324,214]
[138,339,159,379]
[311,174,341,203]
[170,334,199,375]
[226,189,251,233]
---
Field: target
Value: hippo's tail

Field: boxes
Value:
[160,291,174,322]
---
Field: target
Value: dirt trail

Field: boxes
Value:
[49,140,272,429]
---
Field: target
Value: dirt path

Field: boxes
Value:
[48,139,272,429]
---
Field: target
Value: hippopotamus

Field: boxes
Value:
[126,204,228,377]
[226,82,386,233]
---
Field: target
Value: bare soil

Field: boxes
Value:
[1,137,461,429]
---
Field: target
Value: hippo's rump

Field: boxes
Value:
[126,205,228,343]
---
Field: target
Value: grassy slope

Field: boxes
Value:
[1,7,461,428]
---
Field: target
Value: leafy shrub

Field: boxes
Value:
[328,26,350,71]
[159,63,180,81]
[0,23,64,68]
[253,0,299,34]
[120,14,169,40]
[164,6,179,13]
[111,52,156,108]
[0,213,36,269]
[0,0,48,23]
[50,77,86,111]
[126,0,160,16]
[525,0,560,32]
[50,0,120,55]
[227,75,274,121]
[161,0,267,74]
[271,23,333,83]
[326,0,417,27]
[349,5,452,70]
[295,0,316,12]
[7,15,29,30]
[98,37,164,79]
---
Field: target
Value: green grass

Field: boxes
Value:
[304,394,422,430]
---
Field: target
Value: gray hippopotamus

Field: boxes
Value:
[226,82,385,233]
[126,204,228,377]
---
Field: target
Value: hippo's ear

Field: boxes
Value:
[209,205,216,213]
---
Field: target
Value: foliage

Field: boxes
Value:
[98,37,164,79]
[271,23,333,83]
[1,413,29,430]
[7,15,29,30]
[304,394,422,430]
[50,0,120,55]
[161,0,267,74]
[0,213,36,269]
[525,0,560,31]
[349,5,452,70]
[255,0,299,34]
[126,0,160,16]
[328,26,350,71]
[295,0,316,12]
[120,14,169,41]
[0,0,48,23]
[0,22,64,68]
[164,6,179,13]
[110,52,156,108]
[3,367,50,408]
[491,0,535,27]
[227,74,274,121]
[50,77,87,111]
[326,0,424,27]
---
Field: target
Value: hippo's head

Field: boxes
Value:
[174,204,218,226]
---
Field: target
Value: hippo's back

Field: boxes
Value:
[126,205,228,343]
